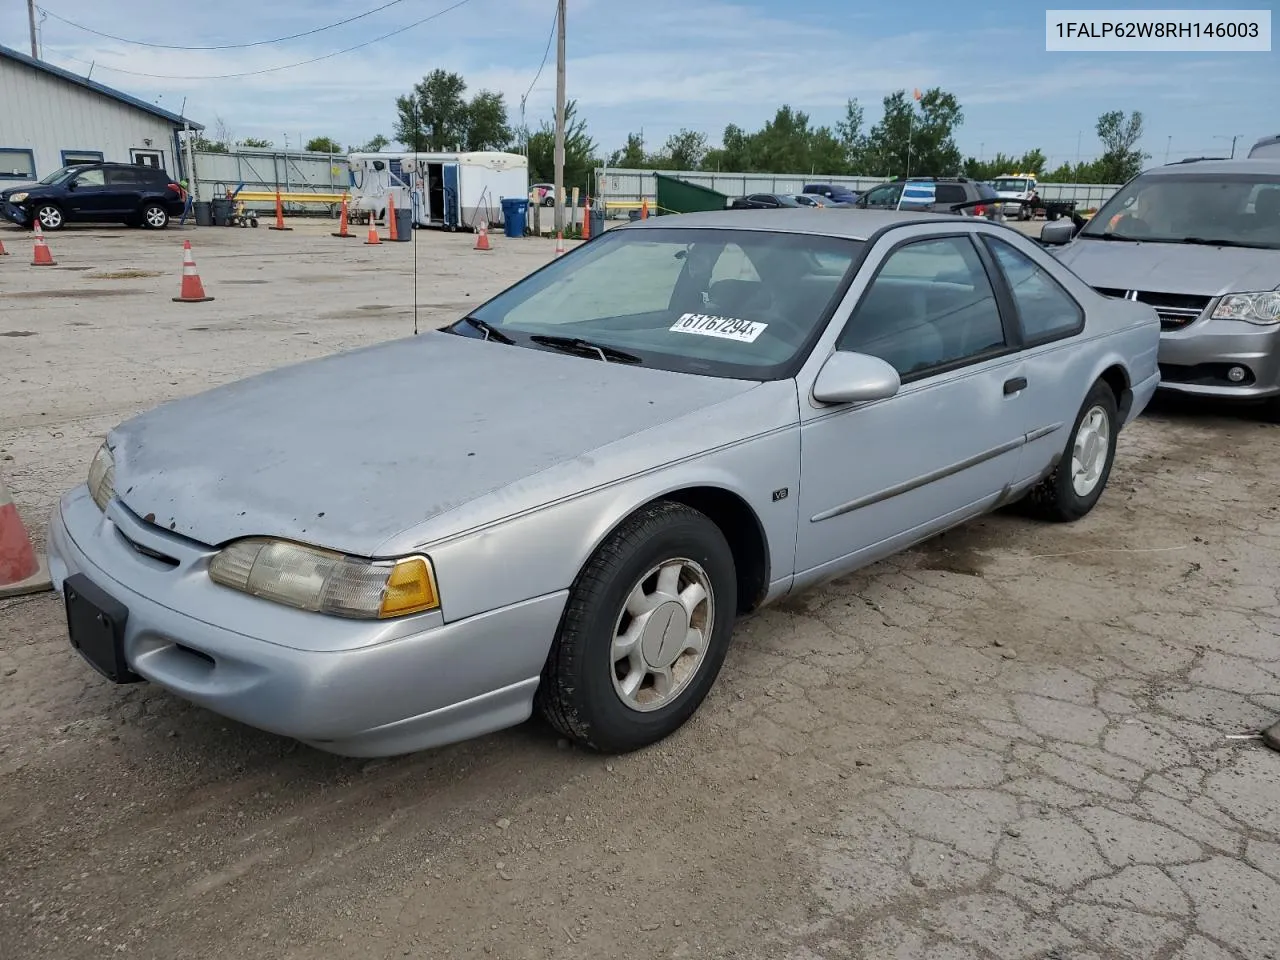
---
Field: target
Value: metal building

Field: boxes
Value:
[0,43,201,184]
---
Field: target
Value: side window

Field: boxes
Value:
[934,184,966,205]
[106,167,143,185]
[984,237,1084,342]
[837,236,1006,379]
[73,168,106,187]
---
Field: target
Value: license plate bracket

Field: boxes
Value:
[64,573,142,684]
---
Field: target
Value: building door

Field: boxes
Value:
[443,163,460,228]
[131,150,164,171]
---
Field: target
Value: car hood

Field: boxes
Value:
[0,180,39,197]
[1053,236,1280,296]
[107,332,762,557]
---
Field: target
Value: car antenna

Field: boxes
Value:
[412,105,421,337]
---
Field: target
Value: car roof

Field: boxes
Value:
[618,208,958,240]
[1141,158,1280,177]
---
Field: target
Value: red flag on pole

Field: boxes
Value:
[912,88,922,101]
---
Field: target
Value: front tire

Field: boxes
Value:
[141,204,169,229]
[537,501,738,753]
[1026,380,1119,522]
[35,204,64,230]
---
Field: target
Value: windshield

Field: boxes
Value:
[37,165,84,185]
[1079,172,1280,249]
[459,227,864,379]
[993,178,1029,193]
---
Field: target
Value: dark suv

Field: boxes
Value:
[802,183,859,205]
[853,177,1003,220]
[1,162,187,230]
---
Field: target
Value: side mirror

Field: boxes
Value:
[1039,219,1074,245]
[66,180,78,191]
[812,351,901,405]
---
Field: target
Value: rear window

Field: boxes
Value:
[934,184,967,204]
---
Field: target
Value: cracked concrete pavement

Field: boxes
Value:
[2,220,1279,960]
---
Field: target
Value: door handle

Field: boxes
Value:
[1003,377,1028,395]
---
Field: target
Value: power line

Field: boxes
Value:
[520,3,558,107]
[37,0,414,51]
[49,0,476,80]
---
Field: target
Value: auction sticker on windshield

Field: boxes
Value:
[670,313,767,343]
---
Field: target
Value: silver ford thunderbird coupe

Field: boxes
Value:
[48,210,1161,757]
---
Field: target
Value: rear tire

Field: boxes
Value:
[537,501,738,753]
[1025,381,1119,522]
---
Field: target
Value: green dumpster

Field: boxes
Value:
[653,173,728,215]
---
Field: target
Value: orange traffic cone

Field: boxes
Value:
[581,198,591,240]
[0,471,51,598]
[332,195,353,238]
[31,221,56,266]
[0,235,9,256]
[172,239,214,303]
[364,212,381,245]
[554,231,566,256]
[474,221,491,251]
[640,198,649,220]
[269,189,292,231]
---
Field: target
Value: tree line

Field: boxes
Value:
[194,71,1152,188]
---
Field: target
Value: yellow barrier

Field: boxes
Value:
[231,191,350,205]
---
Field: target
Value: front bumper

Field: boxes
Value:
[1157,317,1280,400]
[47,488,567,757]
[2,200,28,226]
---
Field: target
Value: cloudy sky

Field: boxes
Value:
[1,0,1274,166]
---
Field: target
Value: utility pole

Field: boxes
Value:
[553,0,567,234]
[27,0,38,58]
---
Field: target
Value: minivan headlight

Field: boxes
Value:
[1212,292,1280,325]
[87,443,115,511]
[208,538,440,619]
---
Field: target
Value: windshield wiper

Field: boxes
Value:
[456,316,515,344]
[528,334,642,364]
[1170,237,1271,249]
[1091,232,1141,241]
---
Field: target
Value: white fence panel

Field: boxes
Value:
[595,167,1121,211]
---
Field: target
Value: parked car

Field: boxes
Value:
[793,194,840,208]
[0,162,187,230]
[49,209,1160,758]
[803,183,859,205]
[1040,158,1280,419]
[853,177,1004,220]
[531,182,557,206]
[729,193,804,209]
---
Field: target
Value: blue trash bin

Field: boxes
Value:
[500,197,528,238]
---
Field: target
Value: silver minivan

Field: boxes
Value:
[1039,158,1280,420]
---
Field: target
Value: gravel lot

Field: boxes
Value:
[2,217,1280,960]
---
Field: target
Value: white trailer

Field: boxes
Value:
[347,150,528,231]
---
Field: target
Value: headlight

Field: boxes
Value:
[1211,292,1280,325]
[208,538,440,619]
[87,443,115,511]
[9,192,28,203]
